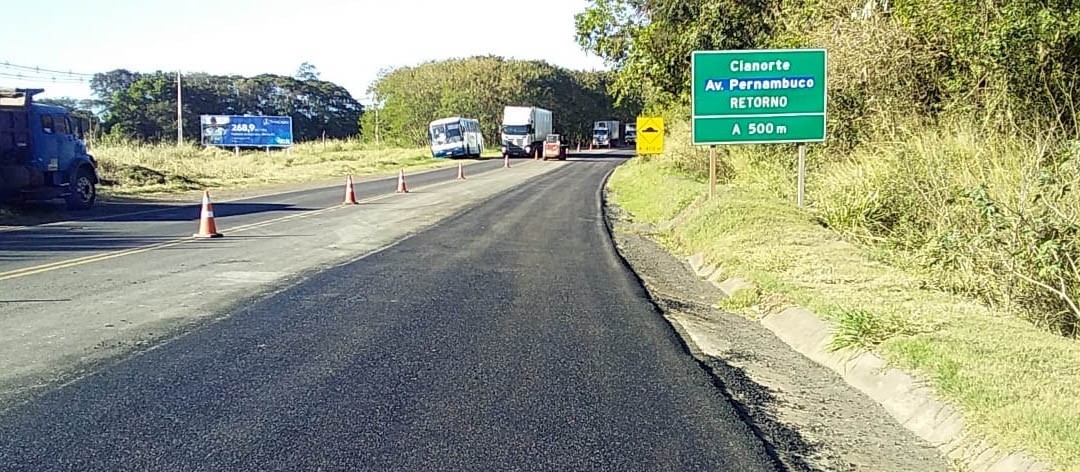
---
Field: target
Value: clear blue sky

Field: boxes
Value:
[0,0,607,101]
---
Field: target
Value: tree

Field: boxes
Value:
[364,55,639,147]
[295,62,320,81]
[94,70,362,143]
[575,0,780,107]
[90,69,142,102]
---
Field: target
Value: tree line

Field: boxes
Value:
[364,55,641,147]
[574,0,1080,144]
[572,0,1080,336]
[55,58,638,148]
[78,63,363,143]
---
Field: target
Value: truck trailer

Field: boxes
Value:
[501,106,553,158]
[0,88,98,210]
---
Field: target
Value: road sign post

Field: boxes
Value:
[691,49,827,202]
[797,143,806,207]
[709,145,717,200]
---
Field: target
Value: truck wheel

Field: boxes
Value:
[66,167,96,210]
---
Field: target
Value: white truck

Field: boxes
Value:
[624,123,636,146]
[501,106,552,158]
[592,120,621,148]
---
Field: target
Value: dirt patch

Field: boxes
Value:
[603,199,954,472]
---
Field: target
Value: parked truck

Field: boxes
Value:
[501,106,552,158]
[1,88,98,210]
[624,123,637,146]
[592,120,621,148]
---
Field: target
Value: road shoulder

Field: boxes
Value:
[602,195,953,472]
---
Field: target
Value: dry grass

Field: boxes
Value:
[90,139,499,197]
[607,132,1080,471]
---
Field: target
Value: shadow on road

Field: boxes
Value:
[0,299,73,304]
[1,202,309,228]
[0,203,313,261]
[0,231,183,257]
[105,202,313,222]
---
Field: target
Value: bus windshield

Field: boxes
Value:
[430,123,463,145]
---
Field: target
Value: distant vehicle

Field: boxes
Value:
[0,88,98,210]
[429,116,484,158]
[592,120,621,148]
[501,106,552,158]
[624,123,637,145]
[542,134,567,161]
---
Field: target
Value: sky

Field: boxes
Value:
[0,0,608,102]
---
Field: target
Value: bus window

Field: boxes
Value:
[445,123,462,142]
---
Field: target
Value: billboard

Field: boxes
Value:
[200,115,294,147]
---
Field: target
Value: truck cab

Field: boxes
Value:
[624,124,637,145]
[592,120,620,148]
[0,88,98,210]
[501,106,553,158]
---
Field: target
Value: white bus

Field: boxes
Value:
[429,117,484,158]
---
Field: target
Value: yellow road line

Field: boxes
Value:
[0,163,531,282]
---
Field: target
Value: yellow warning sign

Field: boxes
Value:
[636,117,664,155]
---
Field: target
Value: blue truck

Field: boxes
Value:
[0,88,98,210]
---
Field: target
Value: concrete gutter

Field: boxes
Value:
[686,253,1051,472]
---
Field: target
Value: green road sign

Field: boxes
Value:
[692,49,827,145]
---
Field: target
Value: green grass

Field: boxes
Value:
[90,139,501,197]
[716,286,761,313]
[603,155,704,224]
[607,148,1080,471]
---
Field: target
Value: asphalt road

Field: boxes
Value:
[0,158,511,275]
[0,153,780,471]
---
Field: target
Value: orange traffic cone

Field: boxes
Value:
[343,175,358,205]
[456,162,466,180]
[193,190,223,238]
[396,169,409,193]
[503,154,511,168]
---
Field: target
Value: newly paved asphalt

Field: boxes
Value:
[0,154,779,471]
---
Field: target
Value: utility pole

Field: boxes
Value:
[368,94,380,146]
[176,70,183,147]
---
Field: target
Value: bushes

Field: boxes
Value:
[577,0,1080,337]
[809,120,1080,336]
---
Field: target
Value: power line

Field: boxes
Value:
[0,71,90,84]
[0,61,94,78]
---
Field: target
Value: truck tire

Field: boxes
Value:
[66,166,96,210]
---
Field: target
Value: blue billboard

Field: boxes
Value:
[200,115,294,147]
